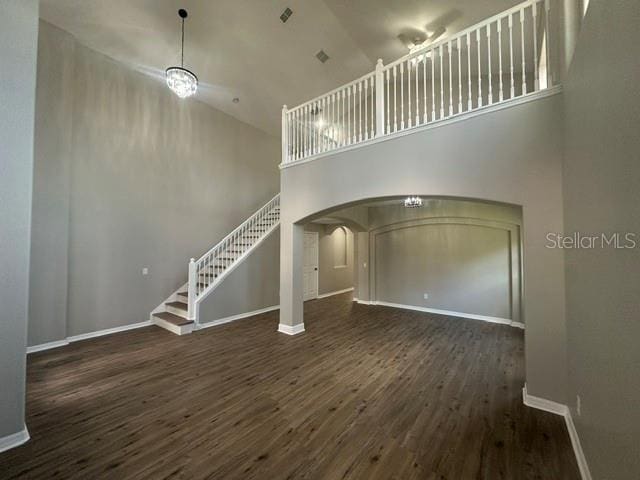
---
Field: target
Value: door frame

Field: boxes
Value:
[303,231,319,301]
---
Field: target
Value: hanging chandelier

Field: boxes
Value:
[404,196,423,208]
[166,9,198,99]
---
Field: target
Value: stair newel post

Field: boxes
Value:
[188,258,197,322]
[374,59,385,137]
[281,105,288,164]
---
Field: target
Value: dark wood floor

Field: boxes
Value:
[1,293,580,479]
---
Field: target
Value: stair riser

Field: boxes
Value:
[166,305,189,318]
[153,317,193,335]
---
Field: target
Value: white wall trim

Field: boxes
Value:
[0,425,29,454]
[278,323,305,335]
[522,384,568,415]
[26,339,70,354]
[373,301,525,329]
[27,321,153,354]
[523,385,592,480]
[280,86,563,170]
[317,287,354,299]
[197,305,280,330]
[355,299,374,305]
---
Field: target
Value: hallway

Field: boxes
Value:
[0,293,579,479]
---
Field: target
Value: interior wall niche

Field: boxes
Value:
[368,215,522,323]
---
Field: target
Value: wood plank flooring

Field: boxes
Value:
[0,293,580,479]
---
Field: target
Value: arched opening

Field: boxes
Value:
[282,195,524,334]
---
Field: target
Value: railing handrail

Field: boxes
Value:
[287,70,376,114]
[193,193,280,267]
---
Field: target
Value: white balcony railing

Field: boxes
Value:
[282,0,552,166]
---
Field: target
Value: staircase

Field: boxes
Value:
[151,194,280,335]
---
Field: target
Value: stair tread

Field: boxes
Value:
[166,301,188,310]
[154,311,192,326]
[177,291,188,297]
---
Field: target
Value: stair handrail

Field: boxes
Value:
[187,193,280,319]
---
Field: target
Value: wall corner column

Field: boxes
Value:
[278,211,305,335]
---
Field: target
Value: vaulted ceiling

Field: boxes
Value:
[40,0,520,136]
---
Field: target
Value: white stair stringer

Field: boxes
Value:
[151,194,280,335]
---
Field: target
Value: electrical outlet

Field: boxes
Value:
[142,267,149,276]
[423,293,429,300]
[576,395,581,416]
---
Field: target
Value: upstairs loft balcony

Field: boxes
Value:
[281,0,558,168]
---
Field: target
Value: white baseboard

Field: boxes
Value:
[27,321,153,354]
[355,299,374,305]
[26,339,70,354]
[197,305,280,330]
[317,287,354,299]
[522,384,568,415]
[373,301,525,329]
[278,323,305,335]
[523,385,592,480]
[0,425,29,454]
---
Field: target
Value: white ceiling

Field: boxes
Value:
[40,0,520,136]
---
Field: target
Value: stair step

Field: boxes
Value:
[165,301,188,311]
[153,311,192,326]
[177,291,188,297]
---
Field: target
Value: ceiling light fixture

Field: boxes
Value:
[166,9,198,99]
[404,196,423,208]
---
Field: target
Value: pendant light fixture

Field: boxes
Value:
[166,9,198,98]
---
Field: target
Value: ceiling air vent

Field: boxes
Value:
[280,7,293,23]
[316,50,330,63]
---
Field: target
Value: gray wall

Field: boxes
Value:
[305,224,355,296]
[29,22,280,344]
[369,200,522,321]
[280,91,567,403]
[562,1,640,478]
[0,0,39,439]
[199,231,279,322]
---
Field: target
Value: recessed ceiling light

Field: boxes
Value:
[232,97,240,104]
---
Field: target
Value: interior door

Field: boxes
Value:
[303,232,319,300]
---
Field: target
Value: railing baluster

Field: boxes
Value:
[407,60,412,128]
[400,62,405,130]
[439,44,444,118]
[467,32,472,110]
[364,78,368,140]
[533,1,539,91]
[487,23,493,105]
[457,38,462,113]
[423,52,427,123]
[477,29,482,107]
[448,41,453,116]
[415,58,419,126]
[431,53,435,120]
[544,0,552,87]
[509,14,515,98]
[521,7,527,94]
[393,65,398,132]
[386,70,390,134]
[498,18,504,101]
[371,73,375,136]
[352,84,357,144]
[358,81,363,142]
